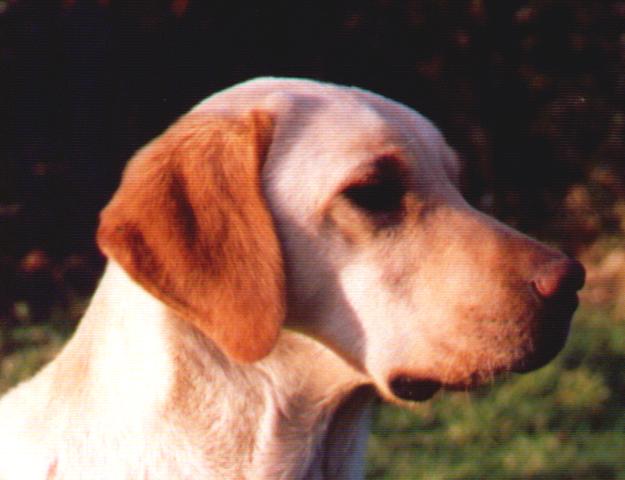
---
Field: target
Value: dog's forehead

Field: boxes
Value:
[264,88,402,211]
[260,80,446,210]
[195,78,448,213]
[194,77,443,152]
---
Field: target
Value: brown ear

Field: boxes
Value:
[97,110,284,363]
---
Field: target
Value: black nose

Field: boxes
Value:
[531,258,585,299]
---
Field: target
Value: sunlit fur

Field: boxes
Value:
[0,78,578,479]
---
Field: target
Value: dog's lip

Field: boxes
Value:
[388,375,442,402]
[511,329,570,373]
[513,292,579,373]
[387,291,581,401]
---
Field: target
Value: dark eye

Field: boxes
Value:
[343,157,406,213]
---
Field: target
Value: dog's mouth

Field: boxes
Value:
[387,289,581,403]
[388,372,500,402]
[512,292,579,373]
[388,376,442,402]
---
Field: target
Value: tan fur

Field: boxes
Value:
[97,111,284,363]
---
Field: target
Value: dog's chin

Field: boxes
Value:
[387,371,507,404]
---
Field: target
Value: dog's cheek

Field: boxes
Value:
[336,260,427,369]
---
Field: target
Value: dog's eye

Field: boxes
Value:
[343,157,406,213]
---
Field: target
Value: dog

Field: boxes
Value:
[0,78,584,479]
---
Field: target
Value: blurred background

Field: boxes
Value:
[1,0,624,478]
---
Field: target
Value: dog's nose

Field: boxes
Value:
[532,258,585,299]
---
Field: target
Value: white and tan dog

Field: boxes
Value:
[0,78,584,479]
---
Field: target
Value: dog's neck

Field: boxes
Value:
[50,262,372,479]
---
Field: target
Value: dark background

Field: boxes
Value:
[1,0,624,330]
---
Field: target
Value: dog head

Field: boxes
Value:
[98,78,584,402]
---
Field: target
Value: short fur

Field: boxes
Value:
[98,111,283,362]
[0,78,583,479]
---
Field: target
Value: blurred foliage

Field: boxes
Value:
[1,0,625,478]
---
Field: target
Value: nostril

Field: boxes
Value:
[532,258,585,299]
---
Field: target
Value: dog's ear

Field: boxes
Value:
[97,111,284,363]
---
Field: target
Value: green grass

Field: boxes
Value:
[1,305,624,478]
